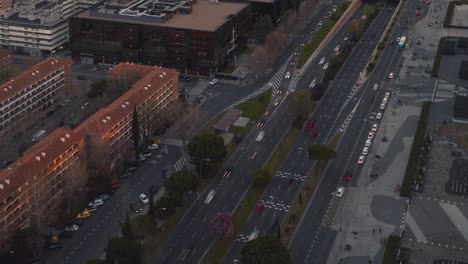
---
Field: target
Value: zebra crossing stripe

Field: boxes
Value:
[173,157,187,171]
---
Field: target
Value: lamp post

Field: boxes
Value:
[199,158,211,178]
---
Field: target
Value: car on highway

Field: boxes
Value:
[362,146,369,155]
[257,121,264,128]
[318,21,323,26]
[285,72,291,79]
[365,139,372,147]
[264,111,269,116]
[344,172,352,181]
[129,202,143,213]
[380,103,386,110]
[385,92,391,99]
[376,113,382,120]
[368,131,375,140]
[373,83,379,91]
[223,167,233,178]
[358,155,366,164]
[334,45,340,53]
[64,225,79,232]
[323,63,329,70]
[209,79,218,85]
[335,187,345,197]
[372,124,379,132]
[148,143,159,150]
[96,194,109,200]
[248,228,260,241]
[256,131,265,142]
[396,37,401,42]
[205,189,216,204]
[139,193,149,204]
[290,61,296,66]
[273,100,279,107]
[294,52,299,56]
[88,199,104,208]
[319,57,325,65]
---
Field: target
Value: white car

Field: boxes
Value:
[376,113,382,120]
[256,131,265,142]
[383,98,388,104]
[65,225,79,232]
[285,72,291,79]
[372,124,379,132]
[385,92,391,99]
[309,78,317,88]
[335,187,345,197]
[373,83,379,91]
[358,155,366,164]
[273,100,279,107]
[388,72,394,79]
[365,139,372,147]
[148,144,159,150]
[396,37,401,42]
[97,194,109,200]
[380,103,386,110]
[368,131,375,140]
[318,21,323,26]
[205,189,216,204]
[248,228,260,241]
[362,146,369,155]
[210,79,218,85]
[334,45,340,53]
[139,193,149,204]
[89,199,104,208]
[323,63,329,70]
[319,57,325,65]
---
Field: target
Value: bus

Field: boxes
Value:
[398,36,406,49]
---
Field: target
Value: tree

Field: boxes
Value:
[377,42,385,50]
[252,170,271,189]
[131,105,140,155]
[288,90,315,117]
[164,170,199,194]
[105,236,143,264]
[253,15,275,42]
[187,134,227,173]
[241,236,292,264]
[87,80,107,99]
[363,5,377,19]
[210,212,234,240]
[311,82,327,101]
[348,19,365,41]
[121,212,135,240]
[308,144,336,161]
[131,215,157,239]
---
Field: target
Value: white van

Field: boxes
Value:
[256,131,265,142]
[32,130,46,142]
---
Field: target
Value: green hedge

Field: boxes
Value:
[382,235,401,264]
[431,37,446,77]
[400,101,432,197]
[444,1,456,27]
[297,2,350,68]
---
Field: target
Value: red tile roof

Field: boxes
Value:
[0,57,71,105]
[0,49,12,59]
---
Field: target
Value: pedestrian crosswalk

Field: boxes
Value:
[236,234,250,243]
[260,199,291,212]
[173,156,189,172]
[446,180,468,195]
[164,138,184,147]
[276,171,306,181]
[287,74,301,93]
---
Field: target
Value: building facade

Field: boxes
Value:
[0,0,101,56]
[0,57,72,134]
[0,48,12,70]
[70,0,252,75]
[0,63,179,252]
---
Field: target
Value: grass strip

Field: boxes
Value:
[431,37,446,78]
[280,132,342,245]
[382,235,401,264]
[203,126,301,264]
[400,101,431,197]
[297,2,350,68]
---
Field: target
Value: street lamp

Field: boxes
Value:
[199,158,211,177]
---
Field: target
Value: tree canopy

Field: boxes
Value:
[308,144,337,161]
[187,134,227,172]
[105,236,143,264]
[164,170,199,194]
[252,169,271,189]
[241,236,292,264]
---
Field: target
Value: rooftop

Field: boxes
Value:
[0,49,12,58]
[74,0,249,32]
[0,57,71,105]
[0,0,72,26]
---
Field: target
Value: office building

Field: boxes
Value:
[70,0,252,75]
[0,57,72,134]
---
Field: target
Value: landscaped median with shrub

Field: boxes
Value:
[382,235,401,264]
[297,1,350,68]
[400,101,432,197]
[431,37,446,77]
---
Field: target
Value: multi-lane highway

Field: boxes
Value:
[222,1,400,263]
[289,0,422,263]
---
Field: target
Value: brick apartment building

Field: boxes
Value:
[0,63,179,252]
[0,49,12,71]
[0,57,72,134]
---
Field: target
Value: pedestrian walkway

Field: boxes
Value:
[276,171,307,181]
[173,156,188,172]
[260,200,291,212]
[287,74,301,93]
[164,138,185,147]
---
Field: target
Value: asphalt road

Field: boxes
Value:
[289,1,422,263]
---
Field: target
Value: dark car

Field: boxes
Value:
[54,105,63,112]
[48,242,62,250]
[344,171,352,181]
[71,219,85,226]
[45,111,54,118]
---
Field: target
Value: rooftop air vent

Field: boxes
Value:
[41,152,46,157]
[36,156,40,161]
[65,134,70,138]
[60,137,65,142]
[5,179,10,184]
[0,184,3,189]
